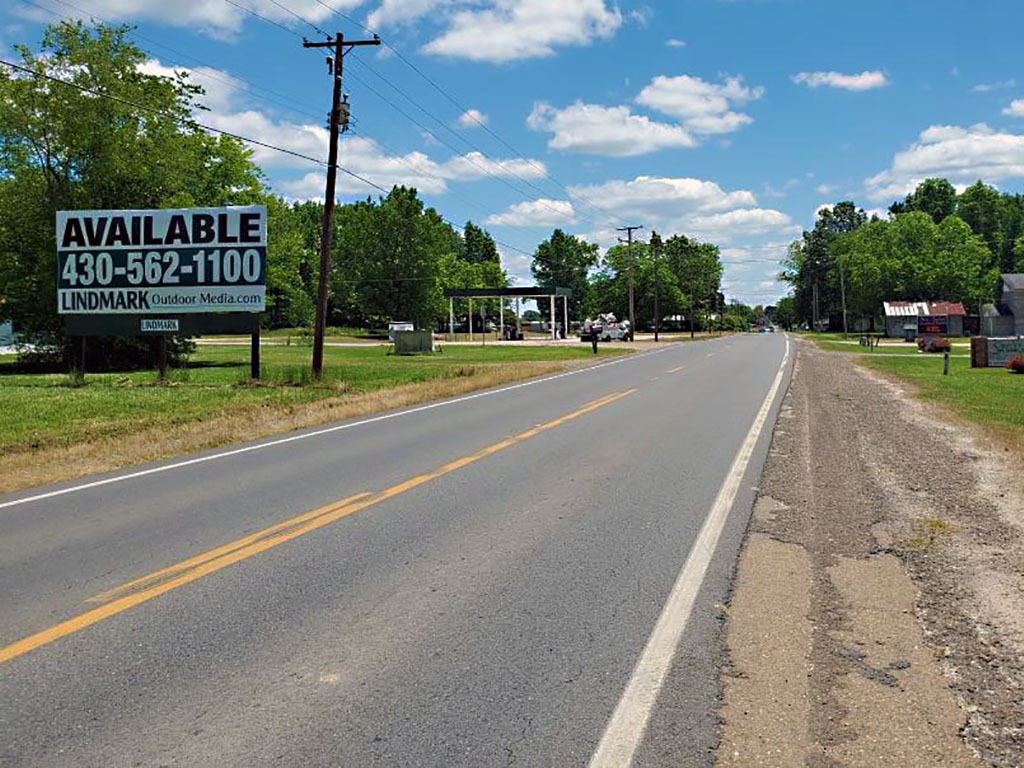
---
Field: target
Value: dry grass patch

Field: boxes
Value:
[0,360,572,494]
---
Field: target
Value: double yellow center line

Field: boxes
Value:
[0,389,635,665]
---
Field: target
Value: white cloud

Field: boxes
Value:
[792,70,889,91]
[22,0,363,37]
[635,74,763,135]
[527,101,694,156]
[972,79,1015,93]
[567,175,794,247]
[457,109,488,127]
[685,208,799,240]
[439,151,546,181]
[816,183,835,195]
[367,0,441,28]
[139,59,242,113]
[486,199,577,227]
[665,38,686,48]
[1002,99,1024,117]
[866,123,1024,199]
[422,0,622,62]
[629,6,653,27]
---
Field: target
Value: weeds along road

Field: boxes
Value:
[0,333,790,768]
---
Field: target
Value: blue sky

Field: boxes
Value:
[5,0,1024,305]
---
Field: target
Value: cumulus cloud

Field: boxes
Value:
[792,70,889,91]
[865,123,1024,199]
[139,59,243,113]
[665,38,686,48]
[635,74,763,135]
[565,175,795,246]
[457,109,488,127]
[422,0,622,62]
[685,208,800,240]
[1003,99,1024,117]
[486,199,577,227]
[527,101,694,156]
[367,0,440,28]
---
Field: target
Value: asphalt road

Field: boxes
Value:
[0,333,791,768]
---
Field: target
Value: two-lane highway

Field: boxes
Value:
[0,333,790,767]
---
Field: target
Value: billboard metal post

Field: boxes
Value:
[251,326,260,380]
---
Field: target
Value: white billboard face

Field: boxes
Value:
[56,206,267,314]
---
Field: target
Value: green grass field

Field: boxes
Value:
[859,355,1024,443]
[0,343,626,455]
[799,332,970,355]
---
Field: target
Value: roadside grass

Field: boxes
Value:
[799,331,969,355]
[859,355,1024,449]
[0,346,622,466]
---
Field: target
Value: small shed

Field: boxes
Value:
[883,300,966,338]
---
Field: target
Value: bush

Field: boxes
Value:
[1007,355,1024,374]
[916,336,951,353]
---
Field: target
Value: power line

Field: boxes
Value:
[222,0,303,38]
[263,0,329,38]
[0,56,330,167]
[20,0,329,123]
[306,0,627,228]
[263,0,602,229]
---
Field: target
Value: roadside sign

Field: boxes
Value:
[918,315,948,335]
[57,206,266,316]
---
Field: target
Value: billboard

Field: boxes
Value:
[57,206,266,316]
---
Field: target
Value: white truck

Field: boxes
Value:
[580,313,632,342]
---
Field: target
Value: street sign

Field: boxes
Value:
[56,206,266,316]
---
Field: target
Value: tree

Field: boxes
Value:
[531,229,598,320]
[774,296,796,331]
[0,21,264,364]
[957,181,1002,261]
[462,221,499,265]
[889,178,957,224]
[781,201,866,327]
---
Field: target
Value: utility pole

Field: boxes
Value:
[812,279,820,333]
[304,32,380,378]
[617,225,642,338]
[689,277,695,339]
[839,257,849,338]
[651,232,661,342]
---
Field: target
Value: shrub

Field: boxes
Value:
[1007,355,1024,374]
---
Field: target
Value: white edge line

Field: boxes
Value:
[587,335,791,768]
[0,345,678,511]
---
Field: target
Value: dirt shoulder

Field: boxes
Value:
[717,337,1024,766]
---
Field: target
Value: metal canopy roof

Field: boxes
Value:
[444,286,572,298]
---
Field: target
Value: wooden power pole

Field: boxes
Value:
[617,225,642,338]
[304,32,380,378]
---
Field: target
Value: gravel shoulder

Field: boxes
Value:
[716,337,1024,766]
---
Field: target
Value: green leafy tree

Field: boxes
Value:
[956,181,1002,262]
[781,201,866,327]
[889,178,957,224]
[0,21,264,364]
[531,229,598,320]
[462,221,499,265]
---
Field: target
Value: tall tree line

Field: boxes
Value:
[782,178,1022,328]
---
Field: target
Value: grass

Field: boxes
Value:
[858,354,1024,448]
[0,343,625,455]
[798,331,969,355]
